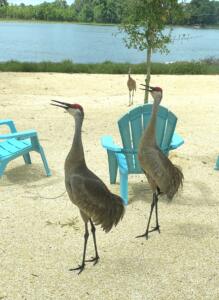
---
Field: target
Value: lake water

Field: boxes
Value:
[0,21,219,63]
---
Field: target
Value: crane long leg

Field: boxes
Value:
[147,193,160,234]
[69,222,89,275]
[131,90,134,105]
[85,219,100,265]
[154,194,160,233]
[136,192,156,239]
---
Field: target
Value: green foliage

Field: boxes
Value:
[1,0,219,25]
[0,1,77,22]
[1,0,123,23]
[184,0,219,26]
[0,59,218,74]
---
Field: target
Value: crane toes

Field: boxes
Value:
[136,225,160,240]
[85,255,100,265]
[69,264,85,275]
[135,232,149,240]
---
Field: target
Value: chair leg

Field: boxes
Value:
[215,155,219,170]
[38,146,51,176]
[0,161,8,177]
[119,170,128,205]
[107,150,118,184]
[23,153,31,164]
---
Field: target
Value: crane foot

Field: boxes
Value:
[85,255,100,265]
[136,226,160,239]
[135,232,149,239]
[69,263,85,275]
[149,225,160,234]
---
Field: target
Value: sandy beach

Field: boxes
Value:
[0,72,219,300]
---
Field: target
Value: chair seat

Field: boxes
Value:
[0,138,32,160]
[0,119,51,177]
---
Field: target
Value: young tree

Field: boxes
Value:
[120,0,182,102]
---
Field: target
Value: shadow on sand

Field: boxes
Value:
[0,164,58,187]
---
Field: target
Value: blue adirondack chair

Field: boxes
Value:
[0,119,51,177]
[215,156,219,170]
[101,104,184,205]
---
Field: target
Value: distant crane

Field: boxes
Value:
[137,85,184,239]
[127,68,136,106]
[51,100,125,274]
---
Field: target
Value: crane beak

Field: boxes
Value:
[140,84,154,92]
[50,100,71,109]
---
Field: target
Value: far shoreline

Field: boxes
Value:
[0,18,117,27]
[0,19,219,29]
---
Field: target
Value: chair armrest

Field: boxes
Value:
[0,129,37,140]
[170,132,184,150]
[101,135,122,153]
[0,119,17,133]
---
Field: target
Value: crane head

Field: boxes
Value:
[140,85,163,103]
[51,100,84,117]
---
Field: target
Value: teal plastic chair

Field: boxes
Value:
[101,104,184,205]
[215,156,219,170]
[0,119,51,178]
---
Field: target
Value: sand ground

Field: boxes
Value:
[0,73,219,300]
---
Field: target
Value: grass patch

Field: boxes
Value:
[0,59,218,74]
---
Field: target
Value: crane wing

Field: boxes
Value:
[140,147,174,190]
[67,173,124,232]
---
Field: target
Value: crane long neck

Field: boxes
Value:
[66,114,85,168]
[143,98,160,146]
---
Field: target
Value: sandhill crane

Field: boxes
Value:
[127,68,136,106]
[137,85,184,239]
[51,100,125,274]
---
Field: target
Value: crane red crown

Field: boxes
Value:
[153,87,163,92]
[71,103,84,113]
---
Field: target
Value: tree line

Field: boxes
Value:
[0,0,219,26]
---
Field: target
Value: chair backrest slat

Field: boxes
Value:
[118,104,177,173]
[161,111,177,154]
[118,114,134,172]
[142,104,153,130]
[129,106,143,171]
[155,106,169,147]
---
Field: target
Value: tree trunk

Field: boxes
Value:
[144,46,152,103]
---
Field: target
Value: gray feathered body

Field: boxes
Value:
[138,145,183,200]
[127,74,136,92]
[138,96,183,200]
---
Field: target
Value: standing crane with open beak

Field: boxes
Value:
[51,100,125,274]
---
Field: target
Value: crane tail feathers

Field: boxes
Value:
[167,164,184,201]
[97,195,125,233]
